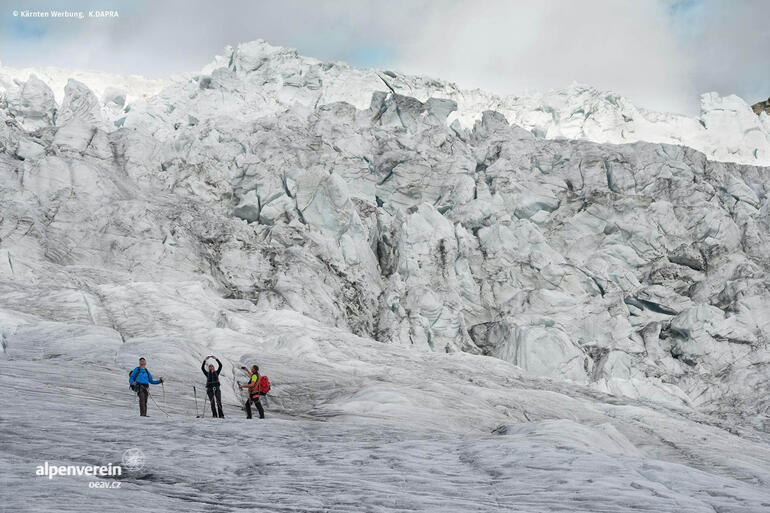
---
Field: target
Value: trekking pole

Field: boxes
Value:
[237,382,245,410]
[162,382,167,411]
[193,386,199,417]
[201,392,208,419]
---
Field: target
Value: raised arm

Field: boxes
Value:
[215,357,222,374]
[201,359,208,375]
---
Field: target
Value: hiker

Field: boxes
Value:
[239,365,264,419]
[129,357,164,417]
[201,355,225,418]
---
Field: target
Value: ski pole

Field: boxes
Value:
[193,386,199,417]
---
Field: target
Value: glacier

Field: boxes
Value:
[1,39,770,512]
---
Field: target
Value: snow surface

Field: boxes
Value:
[3,311,770,512]
[1,39,770,511]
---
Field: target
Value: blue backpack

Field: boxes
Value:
[128,367,147,391]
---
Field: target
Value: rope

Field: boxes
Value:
[147,389,170,418]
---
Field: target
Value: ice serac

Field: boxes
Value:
[56,78,103,127]
[5,40,769,165]
[4,74,57,130]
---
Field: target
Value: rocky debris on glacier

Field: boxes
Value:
[0,39,769,430]
[753,96,770,116]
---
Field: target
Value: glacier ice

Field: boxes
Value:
[1,39,770,511]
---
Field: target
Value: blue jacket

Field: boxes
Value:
[129,367,161,385]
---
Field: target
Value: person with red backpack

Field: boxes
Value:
[238,364,269,419]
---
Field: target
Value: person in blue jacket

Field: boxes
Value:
[129,357,164,416]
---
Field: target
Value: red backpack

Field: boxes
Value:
[257,375,271,394]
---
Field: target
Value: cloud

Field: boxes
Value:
[669,0,770,107]
[393,0,697,113]
[0,0,767,115]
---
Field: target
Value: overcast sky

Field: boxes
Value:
[0,0,767,115]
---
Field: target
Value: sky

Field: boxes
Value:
[0,0,767,115]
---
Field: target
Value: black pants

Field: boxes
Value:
[137,385,149,416]
[245,394,264,419]
[207,386,225,418]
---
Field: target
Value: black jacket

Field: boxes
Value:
[201,358,222,388]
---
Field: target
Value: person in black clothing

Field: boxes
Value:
[201,355,225,418]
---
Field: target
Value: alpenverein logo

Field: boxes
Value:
[35,461,122,479]
[121,447,146,472]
